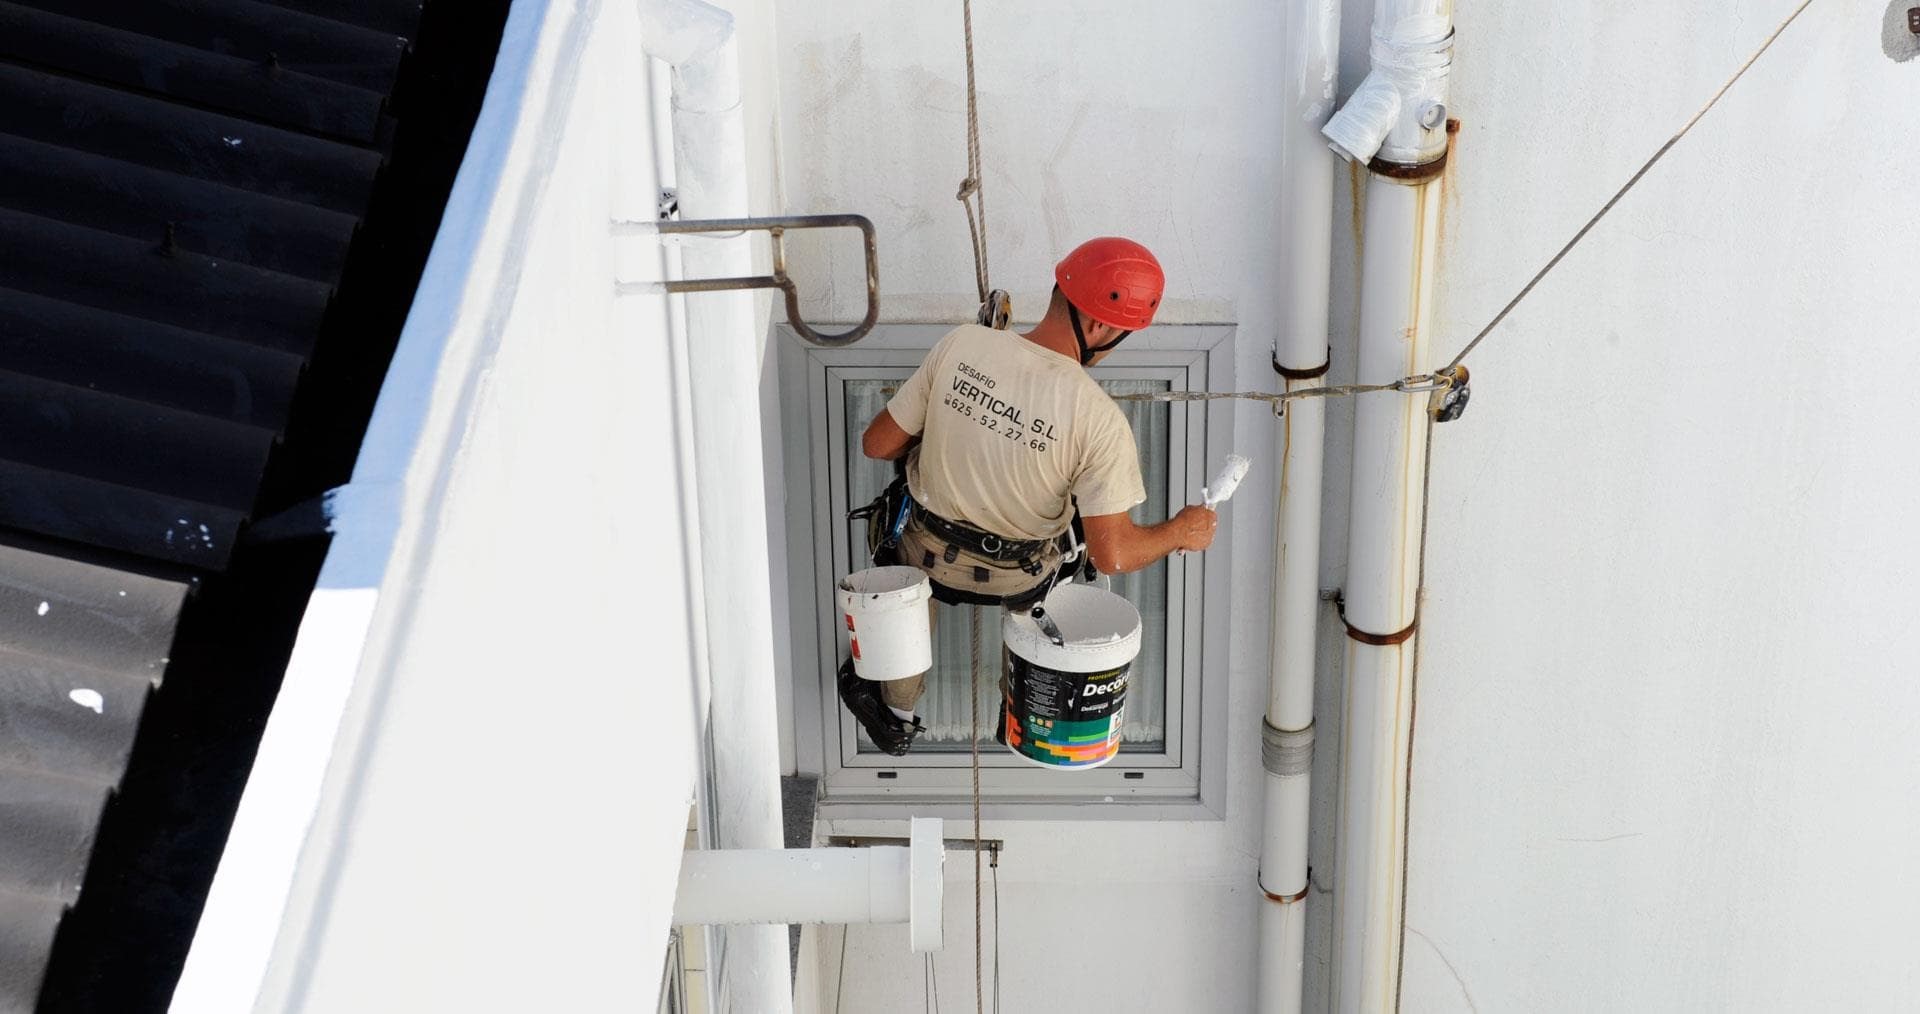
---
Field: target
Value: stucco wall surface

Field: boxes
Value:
[1404,2,1920,1009]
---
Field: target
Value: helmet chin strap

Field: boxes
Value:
[1067,303,1131,366]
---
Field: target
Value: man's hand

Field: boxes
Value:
[1172,504,1218,553]
[1082,504,1219,574]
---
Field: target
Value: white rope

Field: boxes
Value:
[990,849,1003,1014]
[957,0,990,302]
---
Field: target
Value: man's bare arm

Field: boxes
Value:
[1080,506,1217,575]
[862,408,916,461]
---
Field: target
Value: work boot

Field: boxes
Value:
[837,659,924,756]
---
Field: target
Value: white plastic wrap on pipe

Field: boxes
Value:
[674,818,946,953]
[1322,9,1453,165]
[638,2,791,1009]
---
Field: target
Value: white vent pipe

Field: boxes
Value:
[638,2,790,1010]
[1256,0,1342,1009]
[674,818,947,953]
[1322,0,1452,1010]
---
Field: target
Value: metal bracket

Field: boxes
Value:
[828,834,1003,862]
[616,213,880,347]
[976,288,1012,329]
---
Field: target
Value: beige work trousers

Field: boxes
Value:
[877,519,1057,712]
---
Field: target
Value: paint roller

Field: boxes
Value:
[1202,454,1251,509]
[1172,454,1251,558]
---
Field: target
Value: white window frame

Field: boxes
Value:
[774,323,1234,820]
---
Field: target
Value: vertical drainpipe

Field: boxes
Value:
[1257,0,1341,1011]
[638,2,792,1011]
[1319,0,1453,1010]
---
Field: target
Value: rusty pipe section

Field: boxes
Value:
[1327,0,1451,1008]
[1333,159,1443,1014]
[1257,0,1342,1013]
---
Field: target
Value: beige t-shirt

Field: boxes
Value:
[886,325,1146,541]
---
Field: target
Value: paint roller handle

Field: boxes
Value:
[1029,605,1067,647]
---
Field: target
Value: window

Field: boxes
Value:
[774,324,1234,815]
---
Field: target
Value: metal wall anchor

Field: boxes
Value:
[1430,365,1471,423]
[976,288,1012,329]
[614,213,881,347]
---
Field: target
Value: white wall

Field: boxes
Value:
[179,2,702,1009]
[1405,2,1920,1009]
[770,0,1920,1011]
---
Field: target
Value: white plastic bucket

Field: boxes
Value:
[1000,584,1142,770]
[837,567,933,681]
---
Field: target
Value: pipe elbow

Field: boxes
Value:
[1323,72,1402,164]
[1321,15,1454,165]
[636,0,735,65]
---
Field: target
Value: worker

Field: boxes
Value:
[840,237,1217,754]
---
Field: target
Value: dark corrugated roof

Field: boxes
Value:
[0,539,190,1011]
[0,2,416,569]
[0,0,424,1005]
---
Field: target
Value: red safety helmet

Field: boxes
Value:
[1054,237,1164,332]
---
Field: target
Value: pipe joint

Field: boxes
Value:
[1261,719,1315,777]
[673,818,945,953]
[1322,16,1453,166]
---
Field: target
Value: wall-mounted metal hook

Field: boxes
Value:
[615,213,880,347]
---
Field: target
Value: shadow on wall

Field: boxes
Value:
[1885,0,1920,61]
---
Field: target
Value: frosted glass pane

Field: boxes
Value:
[841,377,1171,752]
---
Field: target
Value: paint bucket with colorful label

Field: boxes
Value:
[837,566,933,681]
[1000,584,1142,770]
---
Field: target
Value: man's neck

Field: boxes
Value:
[1019,316,1082,363]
